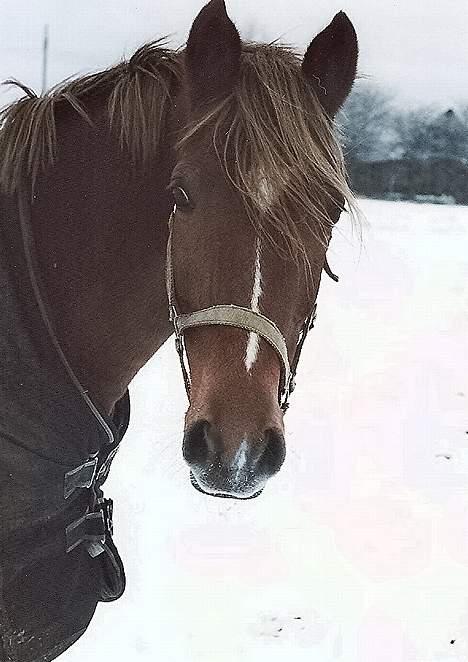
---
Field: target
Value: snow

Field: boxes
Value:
[62,199,468,662]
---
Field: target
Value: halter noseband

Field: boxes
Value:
[166,205,325,413]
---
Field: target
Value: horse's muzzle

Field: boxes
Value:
[183,420,285,499]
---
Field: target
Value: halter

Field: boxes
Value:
[166,205,336,413]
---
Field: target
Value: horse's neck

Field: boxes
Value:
[30,96,183,415]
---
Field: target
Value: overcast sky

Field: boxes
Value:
[0,0,467,109]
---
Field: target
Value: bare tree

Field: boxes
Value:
[395,107,468,160]
[337,82,395,162]
[459,104,468,129]
[393,107,435,159]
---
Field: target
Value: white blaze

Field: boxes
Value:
[245,238,262,372]
[233,439,249,481]
[257,177,276,211]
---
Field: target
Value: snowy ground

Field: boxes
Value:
[63,199,468,662]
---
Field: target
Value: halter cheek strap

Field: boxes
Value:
[166,205,326,412]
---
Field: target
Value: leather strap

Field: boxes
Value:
[166,206,177,319]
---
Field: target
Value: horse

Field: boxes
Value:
[0,1,358,659]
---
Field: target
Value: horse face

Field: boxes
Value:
[169,152,292,499]
[169,0,357,499]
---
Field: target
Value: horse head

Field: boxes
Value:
[170,0,358,498]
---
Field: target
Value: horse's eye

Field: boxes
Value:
[172,186,191,209]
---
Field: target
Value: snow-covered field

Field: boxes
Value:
[63,199,468,662]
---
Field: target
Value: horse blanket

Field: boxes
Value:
[0,192,130,662]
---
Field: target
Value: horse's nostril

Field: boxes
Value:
[182,419,211,466]
[258,428,286,476]
[183,421,285,496]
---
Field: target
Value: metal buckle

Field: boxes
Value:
[99,498,114,537]
[66,510,106,554]
[64,456,99,499]
[66,499,115,556]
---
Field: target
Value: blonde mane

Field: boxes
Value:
[180,43,358,269]
[0,41,181,195]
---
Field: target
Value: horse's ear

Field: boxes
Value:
[302,11,358,117]
[185,0,241,111]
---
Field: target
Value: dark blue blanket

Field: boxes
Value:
[0,192,129,662]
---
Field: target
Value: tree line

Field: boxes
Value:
[338,83,468,204]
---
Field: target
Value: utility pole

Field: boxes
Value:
[41,24,49,94]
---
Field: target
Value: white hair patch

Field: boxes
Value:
[245,238,262,372]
